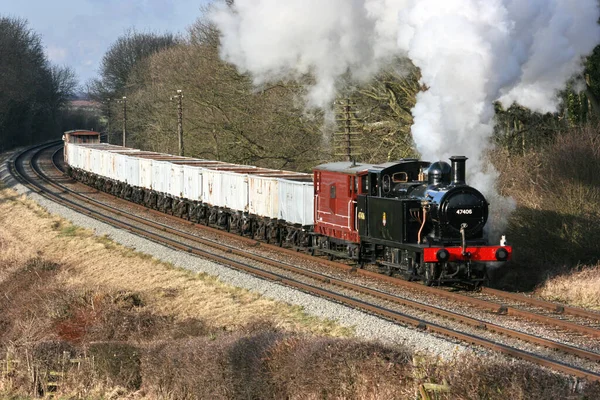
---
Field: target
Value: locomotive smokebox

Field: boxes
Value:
[450,156,467,185]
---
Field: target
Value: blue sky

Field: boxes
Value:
[2,0,211,87]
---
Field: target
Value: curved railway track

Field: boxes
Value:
[7,142,600,383]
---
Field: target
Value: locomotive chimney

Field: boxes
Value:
[450,156,467,185]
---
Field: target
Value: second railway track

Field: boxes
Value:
[7,142,600,383]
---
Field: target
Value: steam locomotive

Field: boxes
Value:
[64,130,511,287]
[313,156,511,286]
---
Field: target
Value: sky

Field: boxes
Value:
[2,0,211,88]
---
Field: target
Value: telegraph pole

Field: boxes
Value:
[334,98,362,162]
[171,89,184,156]
[106,98,111,144]
[121,96,127,147]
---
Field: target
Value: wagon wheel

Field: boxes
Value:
[226,215,232,233]
[240,220,248,237]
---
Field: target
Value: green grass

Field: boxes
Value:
[59,225,80,237]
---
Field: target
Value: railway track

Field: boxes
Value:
[7,142,600,383]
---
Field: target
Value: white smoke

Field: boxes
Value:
[210,0,600,238]
[210,0,407,107]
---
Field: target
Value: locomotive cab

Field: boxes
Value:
[356,159,430,245]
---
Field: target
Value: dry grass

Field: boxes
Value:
[536,263,600,310]
[0,187,351,337]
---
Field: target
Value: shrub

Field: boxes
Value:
[439,354,600,400]
[142,328,414,399]
[267,336,413,399]
[87,342,142,390]
[493,124,600,290]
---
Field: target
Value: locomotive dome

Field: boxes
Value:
[427,161,451,185]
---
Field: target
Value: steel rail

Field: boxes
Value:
[481,286,600,321]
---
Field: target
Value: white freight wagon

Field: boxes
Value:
[123,154,140,186]
[151,160,167,193]
[182,164,203,201]
[278,178,314,226]
[248,175,279,219]
[90,148,103,176]
[79,145,91,172]
[222,170,249,212]
[139,157,153,191]
[66,143,78,169]
[168,163,185,198]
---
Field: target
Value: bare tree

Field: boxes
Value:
[88,30,180,100]
[0,16,69,150]
[351,64,421,162]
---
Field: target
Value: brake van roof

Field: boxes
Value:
[314,159,421,175]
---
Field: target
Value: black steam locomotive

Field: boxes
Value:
[314,156,511,286]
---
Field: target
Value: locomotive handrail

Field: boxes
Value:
[347,199,353,230]
[354,200,358,231]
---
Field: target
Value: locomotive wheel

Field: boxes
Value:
[474,269,490,289]
[423,263,439,286]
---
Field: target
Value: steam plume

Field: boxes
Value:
[210,0,600,238]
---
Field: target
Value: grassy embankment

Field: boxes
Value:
[0,154,599,398]
[492,124,600,309]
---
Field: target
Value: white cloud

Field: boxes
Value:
[46,45,68,63]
